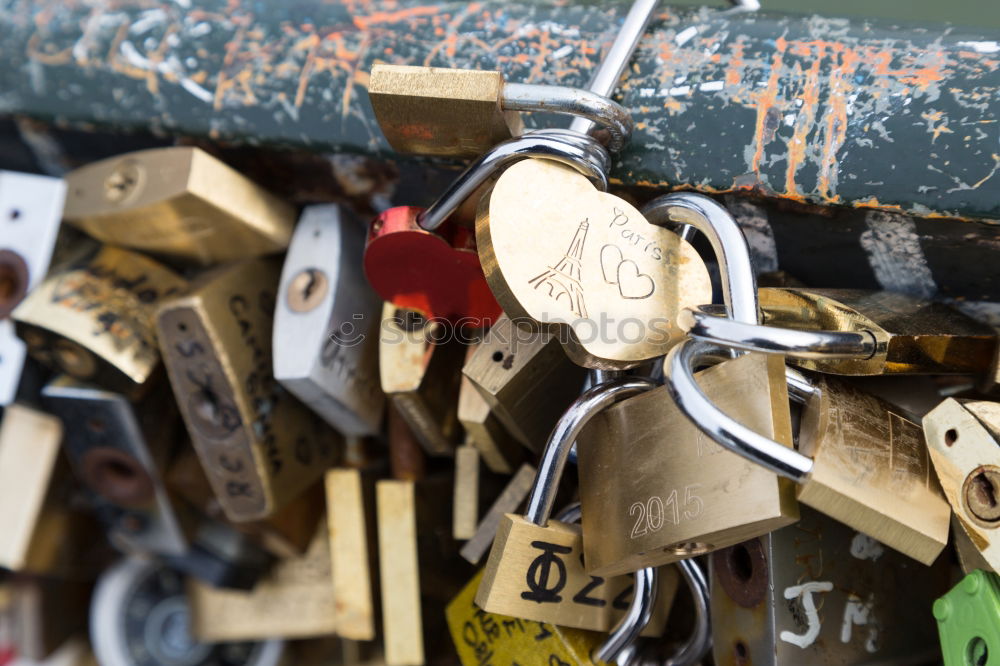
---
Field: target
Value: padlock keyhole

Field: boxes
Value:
[972,473,998,509]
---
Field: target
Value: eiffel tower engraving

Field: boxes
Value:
[528,220,588,319]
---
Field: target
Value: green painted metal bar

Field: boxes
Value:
[0,0,998,221]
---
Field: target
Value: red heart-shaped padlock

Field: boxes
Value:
[363,206,501,327]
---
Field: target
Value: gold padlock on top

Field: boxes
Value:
[157,258,342,522]
[63,146,296,265]
[13,245,187,398]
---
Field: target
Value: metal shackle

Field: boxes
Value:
[524,377,658,527]
[642,192,759,326]
[417,129,611,232]
[502,84,633,153]
[553,502,660,665]
[665,338,815,482]
[678,305,878,359]
[616,560,712,666]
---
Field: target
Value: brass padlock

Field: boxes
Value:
[458,371,523,474]
[666,339,951,565]
[0,404,109,577]
[63,146,296,265]
[13,245,187,398]
[379,304,464,457]
[157,258,341,522]
[577,352,799,577]
[369,65,524,158]
[42,376,196,557]
[90,558,285,666]
[477,381,678,634]
[187,519,336,641]
[325,467,377,640]
[273,204,385,437]
[0,170,64,405]
[711,505,950,665]
[462,314,586,452]
[923,398,1000,573]
[685,287,997,375]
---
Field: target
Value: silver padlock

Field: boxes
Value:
[273,204,385,437]
[90,557,285,666]
[42,375,195,557]
[0,171,65,405]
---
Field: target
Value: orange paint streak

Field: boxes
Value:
[749,39,787,176]
[816,44,859,199]
[352,7,438,30]
[784,53,823,199]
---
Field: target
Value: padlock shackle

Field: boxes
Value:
[524,378,657,527]
[569,0,661,137]
[554,500,661,665]
[665,338,814,482]
[678,305,878,359]
[417,129,610,231]
[503,84,633,153]
[642,192,759,326]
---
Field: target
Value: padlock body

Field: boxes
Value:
[463,314,586,453]
[380,304,464,456]
[476,514,676,634]
[364,206,501,326]
[578,353,799,576]
[13,245,187,398]
[157,258,341,522]
[273,204,384,436]
[369,65,523,158]
[63,147,295,265]
[798,373,949,564]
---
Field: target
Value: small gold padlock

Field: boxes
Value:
[577,352,799,577]
[157,258,341,522]
[63,146,296,265]
[462,314,586,452]
[755,287,996,375]
[923,398,1000,573]
[379,304,464,457]
[368,64,524,158]
[13,245,187,398]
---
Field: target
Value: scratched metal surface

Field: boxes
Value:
[0,0,998,221]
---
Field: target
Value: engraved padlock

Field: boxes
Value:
[463,313,586,454]
[0,170,64,405]
[41,375,195,557]
[379,304,464,457]
[666,337,952,565]
[682,287,996,375]
[711,505,949,665]
[156,258,342,522]
[923,398,1000,574]
[477,379,676,634]
[273,204,384,436]
[577,193,797,576]
[63,146,296,265]
[90,558,285,666]
[364,0,654,327]
[13,245,187,398]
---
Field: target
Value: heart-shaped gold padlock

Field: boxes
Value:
[477,159,711,368]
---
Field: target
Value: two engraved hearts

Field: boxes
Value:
[599,244,654,300]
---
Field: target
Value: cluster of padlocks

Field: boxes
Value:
[1,0,999,664]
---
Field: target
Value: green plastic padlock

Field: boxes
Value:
[934,569,1000,666]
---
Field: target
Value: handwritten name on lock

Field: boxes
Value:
[480,159,711,365]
